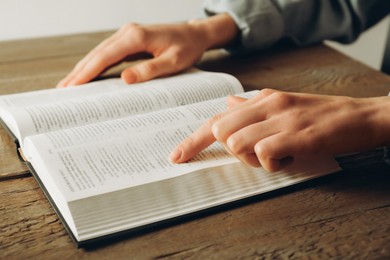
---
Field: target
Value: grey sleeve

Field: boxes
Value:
[388,93,390,166]
[201,0,390,51]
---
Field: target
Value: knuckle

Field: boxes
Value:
[122,23,147,42]
[269,91,293,109]
[181,136,195,150]
[207,113,223,126]
[207,114,224,139]
[121,22,138,31]
[254,142,275,171]
[169,49,186,68]
[91,53,106,69]
[254,142,282,172]
[211,122,223,141]
[254,142,270,161]
[258,88,275,98]
[141,62,157,77]
[119,23,135,35]
[226,135,244,154]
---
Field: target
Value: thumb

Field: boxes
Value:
[121,55,179,84]
[227,95,247,109]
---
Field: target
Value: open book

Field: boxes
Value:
[0,70,340,246]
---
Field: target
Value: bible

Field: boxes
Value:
[0,70,340,247]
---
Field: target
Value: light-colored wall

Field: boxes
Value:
[0,1,388,71]
[0,0,202,41]
[326,16,389,71]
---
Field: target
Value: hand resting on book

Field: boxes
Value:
[57,14,238,88]
[170,89,390,172]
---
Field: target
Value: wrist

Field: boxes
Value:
[367,96,390,147]
[188,13,239,50]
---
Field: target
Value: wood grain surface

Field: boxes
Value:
[0,32,389,259]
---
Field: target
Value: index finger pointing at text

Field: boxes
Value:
[169,113,225,163]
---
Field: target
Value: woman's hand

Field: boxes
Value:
[57,14,238,87]
[170,89,390,172]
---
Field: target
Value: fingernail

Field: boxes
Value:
[169,148,182,163]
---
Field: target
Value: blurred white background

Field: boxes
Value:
[0,0,388,70]
[0,0,202,40]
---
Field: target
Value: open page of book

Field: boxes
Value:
[0,70,243,146]
[23,92,259,202]
[23,89,341,241]
[21,88,342,242]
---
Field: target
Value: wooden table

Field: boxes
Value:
[1,32,389,259]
